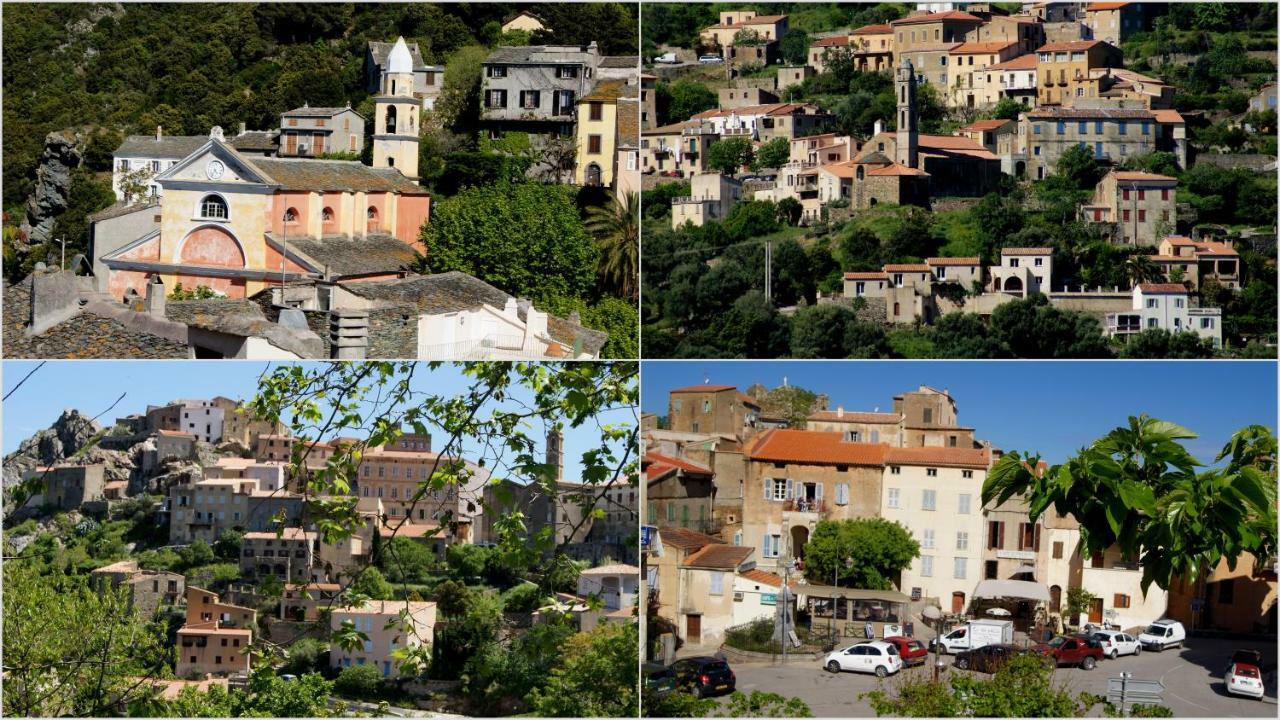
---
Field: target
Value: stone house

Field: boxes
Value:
[718,86,779,110]
[649,527,754,647]
[1167,554,1276,636]
[281,582,343,622]
[667,384,759,436]
[890,11,984,56]
[90,560,185,618]
[278,106,365,158]
[946,41,1024,108]
[577,563,640,612]
[1152,236,1241,291]
[641,120,717,178]
[1017,105,1186,180]
[689,103,831,143]
[778,64,815,91]
[1033,40,1122,106]
[989,53,1038,107]
[481,43,601,139]
[1081,170,1177,247]
[639,73,657,130]
[645,451,717,535]
[700,11,789,59]
[240,528,318,583]
[330,600,436,677]
[168,477,305,544]
[1083,2,1165,45]
[176,587,256,678]
[989,247,1054,295]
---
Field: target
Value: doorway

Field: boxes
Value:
[1088,598,1104,624]
[1050,585,1062,613]
[951,591,966,614]
[790,525,809,559]
[686,614,702,644]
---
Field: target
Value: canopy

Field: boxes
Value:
[973,579,1050,603]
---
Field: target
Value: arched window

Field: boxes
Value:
[367,206,379,233]
[585,163,603,186]
[199,194,228,220]
[856,166,864,181]
[322,207,335,224]
[386,105,398,134]
[284,207,299,224]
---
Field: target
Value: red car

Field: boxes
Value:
[1035,634,1104,670]
[883,636,929,667]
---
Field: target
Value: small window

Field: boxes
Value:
[199,194,228,220]
[1113,594,1131,609]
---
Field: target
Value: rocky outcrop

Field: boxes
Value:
[2,408,102,487]
[18,130,85,246]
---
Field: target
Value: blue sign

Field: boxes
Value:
[641,526,653,548]
[761,593,778,605]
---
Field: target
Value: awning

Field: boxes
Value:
[973,579,1050,603]
[797,583,910,603]
[1012,563,1037,575]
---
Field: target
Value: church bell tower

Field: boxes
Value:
[895,59,919,169]
[373,37,420,182]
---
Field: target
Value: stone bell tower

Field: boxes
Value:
[895,59,919,169]
[373,37,420,182]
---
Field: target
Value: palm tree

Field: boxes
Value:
[1124,254,1162,287]
[584,192,638,302]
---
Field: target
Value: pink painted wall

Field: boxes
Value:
[118,238,160,262]
[263,243,313,274]
[268,192,315,236]
[179,227,246,268]
[396,194,431,252]
[109,270,151,300]
[176,273,247,299]
[366,195,387,234]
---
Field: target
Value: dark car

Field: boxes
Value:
[883,636,929,667]
[670,656,736,698]
[953,643,1026,673]
[643,663,676,698]
[1035,634,1105,669]
[1228,649,1276,675]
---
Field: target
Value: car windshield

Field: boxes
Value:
[884,645,899,655]
[1048,636,1067,647]
[1144,625,1166,636]
[907,640,925,652]
[703,661,730,673]
[1234,664,1260,678]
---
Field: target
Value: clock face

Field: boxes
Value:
[206,160,226,180]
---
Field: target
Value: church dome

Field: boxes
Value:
[387,37,413,74]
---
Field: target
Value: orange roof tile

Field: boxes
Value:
[852,23,893,35]
[885,446,990,469]
[1162,235,1195,245]
[1037,40,1106,52]
[1086,2,1130,11]
[1111,171,1177,183]
[670,384,737,393]
[1002,247,1053,256]
[867,163,931,177]
[1137,283,1190,294]
[892,11,983,26]
[951,41,1019,54]
[959,119,1012,132]
[747,429,888,466]
[644,451,712,476]
[808,410,901,425]
[928,256,981,266]
[739,568,784,587]
[738,392,761,408]
[820,161,859,178]
[1192,241,1238,257]
[842,272,889,280]
[683,543,753,570]
[989,54,1039,71]
[157,429,195,438]
[884,263,932,272]
[659,526,724,551]
[812,35,850,48]
[1152,109,1185,124]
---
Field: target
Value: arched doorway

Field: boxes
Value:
[951,591,966,614]
[1050,585,1062,613]
[1015,160,1026,177]
[366,206,380,233]
[585,163,603,186]
[1004,276,1024,293]
[790,525,810,560]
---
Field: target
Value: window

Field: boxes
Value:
[1142,121,1150,135]
[926,468,938,477]
[589,101,603,121]
[557,66,578,79]
[1113,593,1131,609]
[322,207,335,224]
[1138,209,1146,223]
[922,528,935,549]
[1118,121,1127,135]
[954,558,967,579]
[588,135,602,154]
[520,90,540,109]
[1217,578,1235,604]
[1146,298,1157,308]
[1123,209,1131,222]
[958,493,971,514]
[987,520,1004,549]
[702,400,711,413]
[1161,189,1169,201]
[1056,121,1065,135]
[887,487,900,509]
[920,556,934,577]
[985,560,998,579]
[835,482,850,506]
[922,489,936,511]
[1052,541,1064,559]
[709,571,724,595]
[890,466,900,475]
[956,532,969,550]
[763,534,781,558]
[771,478,787,501]
[1078,121,1087,134]
[488,65,507,78]
[1095,120,1103,133]
[199,194,228,220]
[1138,189,1146,201]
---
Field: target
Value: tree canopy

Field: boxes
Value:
[804,518,921,590]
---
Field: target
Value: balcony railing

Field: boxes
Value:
[419,334,555,360]
[784,498,826,514]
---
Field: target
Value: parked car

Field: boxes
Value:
[669,656,735,698]
[698,54,724,64]
[653,52,678,64]
[1035,634,1104,669]
[953,643,1032,673]
[1225,662,1265,699]
[1137,619,1186,652]
[643,663,676,698]
[1091,630,1141,659]
[930,619,1015,654]
[883,636,929,667]
[1227,649,1275,675]
[824,640,903,678]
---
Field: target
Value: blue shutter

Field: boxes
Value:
[815,482,824,501]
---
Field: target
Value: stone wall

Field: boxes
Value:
[367,305,418,358]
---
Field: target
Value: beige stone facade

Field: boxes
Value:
[1082,170,1177,247]
[330,600,437,677]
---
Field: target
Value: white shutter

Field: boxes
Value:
[786,479,794,499]
[764,478,771,501]
[815,483,824,501]
[763,534,771,557]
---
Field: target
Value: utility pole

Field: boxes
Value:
[59,237,66,270]
[764,240,772,302]
[781,558,791,664]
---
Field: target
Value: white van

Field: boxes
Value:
[932,619,1014,654]
[1137,619,1186,651]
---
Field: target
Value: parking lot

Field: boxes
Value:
[720,636,1276,717]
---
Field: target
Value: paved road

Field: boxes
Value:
[721,636,1276,717]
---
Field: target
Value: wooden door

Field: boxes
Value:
[951,592,966,614]
[686,614,702,644]
[1088,598,1103,623]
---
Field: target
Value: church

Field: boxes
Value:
[92,38,430,301]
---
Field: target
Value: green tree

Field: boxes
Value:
[1065,587,1097,627]
[805,518,920,589]
[1124,254,1163,286]
[706,137,754,174]
[1118,329,1216,359]
[1054,143,1102,190]
[752,137,791,171]
[720,690,814,717]
[350,566,393,600]
[584,192,639,301]
[334,663,384,701]
[775,197,803,226]
[436,45,490,132]
[989,97,1025,121]
[779,29,811,66]
[984,418,1277,592]
[863,654,1099,717]
[990,295,1112,358]
[212,529,243,561]
[658,80,718,125]
[527,622,639,717]
[418,182,599,302]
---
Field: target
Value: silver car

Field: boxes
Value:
[1091,630,1141,658]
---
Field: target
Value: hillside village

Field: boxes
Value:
[3,390,638,716]
[2,4,640,360]
[640,2,1277,359]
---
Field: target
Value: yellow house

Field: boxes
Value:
[1035,40,1122,106]
[501,10,547,34]
[575,79,627,187]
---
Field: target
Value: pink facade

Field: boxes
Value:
[180,226,246,268]
[397,195,431,253]
[264,190,428,249]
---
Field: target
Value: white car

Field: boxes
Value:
[1091,630,1141,658]
[824,641,903,678]
[1137,619,1186,652]
[1226,663,1265,699]
[698,54,724,64]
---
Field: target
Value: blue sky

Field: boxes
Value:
[642,361,1277,465]
[2,361,635,483]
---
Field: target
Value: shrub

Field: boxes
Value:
[334,664,384,701]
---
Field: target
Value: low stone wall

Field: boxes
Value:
[721,643,825,666]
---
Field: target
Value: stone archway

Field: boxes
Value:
[1004,276,1024,293]
[178,225,245,268]
[1015,160,1026,177]
[790,525,810,559]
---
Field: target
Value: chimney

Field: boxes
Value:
[156,125,163,141]
[837,405,844,418]
[504,297,518,317]
[145,275,167,318]
[546,429,564,481]
[238,121,246,136]
[874,119,883,136]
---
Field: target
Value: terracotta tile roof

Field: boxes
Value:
[1192,241,1238,257]
[708,14,788,30]
[842,272,889,280]
[852,23,893,35]
[244,528,315,541]
[958,119,1012,132]
[645,451,713,476]
[1162,235,1195,245]
[747,428,888,466]
[812,35,850,48]
[1137,283,1190,294]
[989,54,1038,70]
[1086,2,1130,11]
[951,41,1019,54]
[867,163,930,177]
[683,543,753,570]
[1037,40,1107,52]
[808,410,901,424]
[920,133,996,154]
[1152,109,1185,124]
[692,103,822,120]
[642,120,698,136]
[928,257,981,266]
[581,563,641,575]
[820,160,859,178]
[885,446,990,469]
[157,429,195,438]
[739,568,784,587]
[670,384,737,393]
[1002,247,1053,256]
[1111,171,1177,183]
[738,392,761,408]
[658,526,724,550]
[892,11,983,26]
[377,520,444,538]
[884,263,932,272]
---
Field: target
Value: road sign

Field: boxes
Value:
[1107,676,1165,711]
[641,526,652,548]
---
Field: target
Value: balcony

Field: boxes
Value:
[419,334,557,360]
[784,498,826,514]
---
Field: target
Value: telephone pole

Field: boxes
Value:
[764,240,772,303]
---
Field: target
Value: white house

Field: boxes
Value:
[1106,283,1222,348]
[577,564,640,611]
[732,566,786,625]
